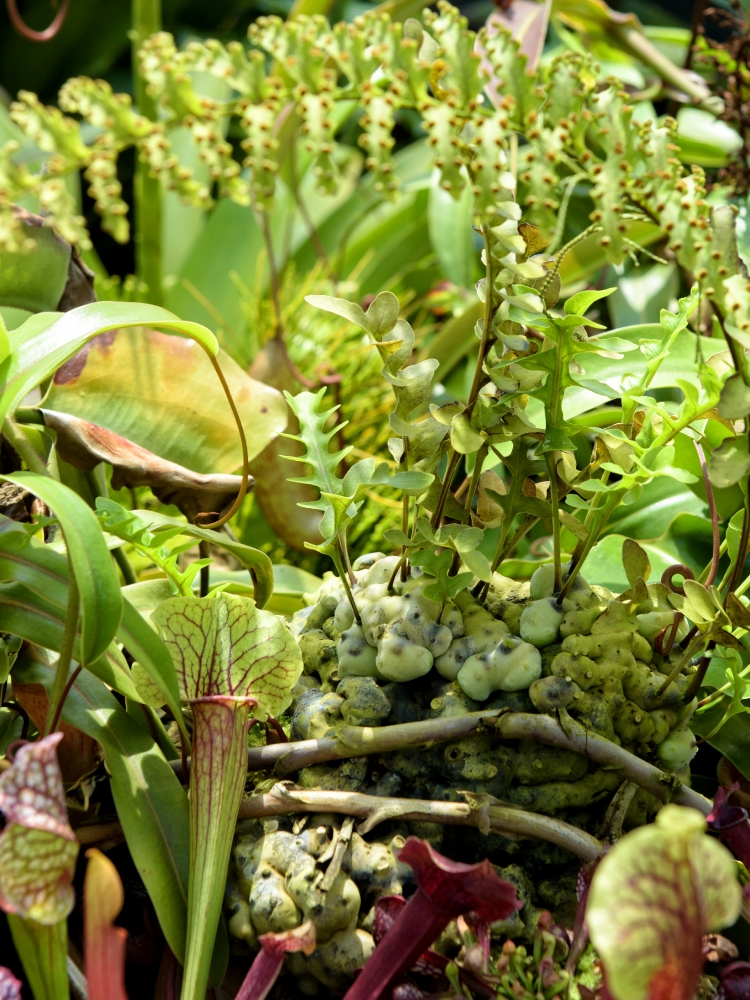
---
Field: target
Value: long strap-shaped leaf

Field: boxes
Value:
[12,646,190,962]
[2,302,218,425]
[0,525,185,730]
[1,473,121,665]
[0,586,140,700]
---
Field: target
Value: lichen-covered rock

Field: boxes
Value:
[520,598,565,647]
[278,551,699,952]
[457,635,542,700]
[227,816,410,994]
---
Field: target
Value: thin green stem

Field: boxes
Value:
[466,227,494,412]
[114,546,137,586]
[430,450,460,529]
[610,22,721,114]
[478,515,539,602]
[464,444,488,520]
[559,490,622,601]
[45,570,79,735]
[2,417,48,476]
[199,540,210,598]
[333,545,360,625]
[697,657,750,710]
[132,0,163,304]
[546,452,562,594]
[656,632,706,701]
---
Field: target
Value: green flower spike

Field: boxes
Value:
[152,593,303,1000]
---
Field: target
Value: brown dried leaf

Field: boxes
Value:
[42,409,247,522]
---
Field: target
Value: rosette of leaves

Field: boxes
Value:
[151,593,303,1000]
[385,516,493,614]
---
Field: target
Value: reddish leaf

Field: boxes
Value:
[722,962,750,1000]
[0,732,74,838]
[84,848,128,1000]
[236,921,316,1000]
[344,838,520,1000]
[707,787,750,871]
[0,968,22,1000]
[397,838,521,923]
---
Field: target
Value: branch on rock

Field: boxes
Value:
[170,708,712,817]
[222,710,502,776]
[237,782,602,862]
[492,712,711,815]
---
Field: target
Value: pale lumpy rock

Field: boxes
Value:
[457,635,542,700]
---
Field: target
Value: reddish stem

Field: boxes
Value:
[6,0,70,40]
[344,888,449,1000]
[695,441,720,587]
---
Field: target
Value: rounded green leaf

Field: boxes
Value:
[43,326,287,474]
[1,473,122,665]
[2,301,220,427]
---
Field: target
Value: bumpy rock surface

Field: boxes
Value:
[228,553,699,990]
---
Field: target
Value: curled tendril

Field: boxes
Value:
[6,0,70,41]
[661,563,695,596]
[193,352,250,530]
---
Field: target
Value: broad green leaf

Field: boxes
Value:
[12,646,191,962]
[1,301,220,426]
[622,538,650,589]
[691,698,750,780]
[584,521,712,594]
[709,435,750,490]
[607,264,677,330]
[43,326,287,474]
[1,473,121,665]
[152,593,302,717]
[587,805,741,1000]
[0,511,184,727]
[305,291,399,340]
[683,580,717,623]
[673,108,743,168]
[0,584,142,701]
[0,220,70,315]
[451,413,485,454]
[428,170,476,288]
[718,373,750,420]
[0,733,78,925]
